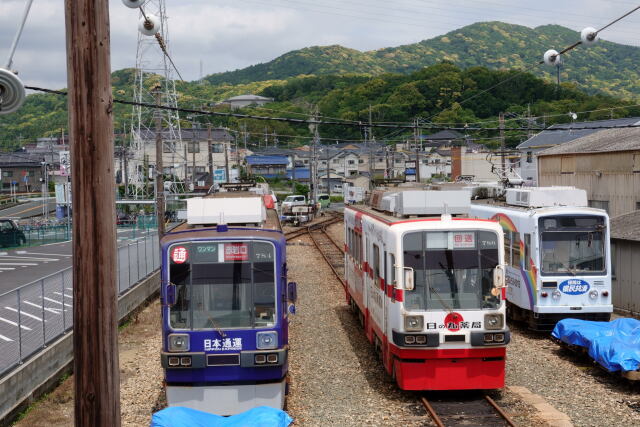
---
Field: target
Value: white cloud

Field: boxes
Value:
[0,0,637,90]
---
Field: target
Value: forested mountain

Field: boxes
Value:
[206,22,640,99]
[3,62,639,151]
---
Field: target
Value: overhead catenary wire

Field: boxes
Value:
[137,5,184,81]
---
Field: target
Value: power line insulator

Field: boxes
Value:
[580,27,599,45]
[122,0,145,8]
[0,68,25,115]
[138,14,161,36]
[543,49,561,67]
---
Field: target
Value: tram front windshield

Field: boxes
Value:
[168,241,276,330]
[539,215,606,276]
[403,231,500,311]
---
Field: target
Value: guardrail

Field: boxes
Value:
[0,233,160,377]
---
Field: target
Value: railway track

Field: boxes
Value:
[420,394,517,427]
[306,221,345,285]
[306,220,518,427]
[284,211,343,241]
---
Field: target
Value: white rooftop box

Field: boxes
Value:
[187,197,266,225]
[506,187,587,208]
[394,190,471,216]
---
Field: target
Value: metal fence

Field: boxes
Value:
[0,233,160,377]
[0,216,159,249]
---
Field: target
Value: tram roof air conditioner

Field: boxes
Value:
[187,196,266,225]
[377,190,471,217]
[505,187,587,208]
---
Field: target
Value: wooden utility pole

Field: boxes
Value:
[224,131,230,184]
[64,1,120,425]
[191,129,196,189]
[207,125,214,187]
[154,88,166,238]
[499,112,506,176]
[414,119,421,183]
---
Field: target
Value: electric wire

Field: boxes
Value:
[22,85,640,133]
[422,3,640,122]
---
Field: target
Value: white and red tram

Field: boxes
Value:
[343,190,509,390]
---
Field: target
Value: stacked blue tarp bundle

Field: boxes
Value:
[552,318,640,372]
[150,406,293,427]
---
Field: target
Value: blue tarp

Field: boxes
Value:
[150,406,293,427]
[551,318,640,372]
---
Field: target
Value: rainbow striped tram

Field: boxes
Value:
[344,188,510,390]
[470,187,612,331]
[160,189,296,415]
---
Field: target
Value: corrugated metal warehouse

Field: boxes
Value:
[610,211,640,315]
[538,127,640,218]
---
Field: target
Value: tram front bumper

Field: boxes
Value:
[166,379,286,416]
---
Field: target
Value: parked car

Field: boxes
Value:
[0,218,26,247]
[318,194,331,209]
[281,195,306,213]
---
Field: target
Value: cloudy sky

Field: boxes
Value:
[1,0,639,89]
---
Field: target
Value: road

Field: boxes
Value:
[0,199,57,219]
[0,229,160,373]
[0,228,157,295]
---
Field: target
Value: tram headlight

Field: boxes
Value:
[484,313,504,330]
[404,315,424,332]
[257,331,278,350]
[552,290,562,300]
[168,334,190,352]
[589,290,599,300]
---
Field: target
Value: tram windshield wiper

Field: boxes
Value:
[205,314,227,338]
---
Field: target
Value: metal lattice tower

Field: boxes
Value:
[128,0,183,198]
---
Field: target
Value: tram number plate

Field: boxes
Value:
[224,243,249,261]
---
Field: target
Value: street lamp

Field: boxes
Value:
[40,161,48,220]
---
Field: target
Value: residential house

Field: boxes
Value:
[117,127,236,185]
[0,153,45,193]
[245,155,289,178]
[220,94,274,110]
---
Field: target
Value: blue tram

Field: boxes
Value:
[160,192,296,415]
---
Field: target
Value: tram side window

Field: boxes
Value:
[384,251,388,284]
[512,233,521,267]
[373,244,380,279]
[524,233,531,270]
[389,253,396,290]
[503,229,512,266]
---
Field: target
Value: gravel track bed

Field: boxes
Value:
[286,235,429,426]
[14,299,164,427]
[506,324,640,427]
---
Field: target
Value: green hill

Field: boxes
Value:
[206,22,640,99]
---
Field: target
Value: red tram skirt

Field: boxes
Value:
[390,346,506,390]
